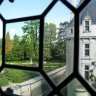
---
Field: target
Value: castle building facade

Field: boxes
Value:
[64,0,96,95]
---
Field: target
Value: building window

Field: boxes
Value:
[85,21,90,32]
[85,65,89,80]
[71,28,73,33]
[85,44,90,56]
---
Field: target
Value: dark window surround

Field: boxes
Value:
[71,28,73,33]
[85,65,89,80]
[0,0,95,96]
[85,21,90,32]
[85,44,90,56]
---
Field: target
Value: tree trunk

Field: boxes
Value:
[30,57,33,64]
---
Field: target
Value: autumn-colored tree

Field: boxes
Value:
[5,32,13,54]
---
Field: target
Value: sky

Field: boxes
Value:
[0,0,80,39]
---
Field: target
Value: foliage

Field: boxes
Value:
[5,21,66,65]
[0,69,38,86]
[22,20,40,63]
[44,23,57,60]
[12,35,23,61]
[0,76,9,86]
[90,62,96,88]
[50,22,66,62]
[5,32,13,54]
[5,32,13,61]
[5,20,40,62]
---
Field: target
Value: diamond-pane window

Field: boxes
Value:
[0,0,96,96]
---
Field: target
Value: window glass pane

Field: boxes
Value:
[85,44,89,56]
[85,21,89,26]
[60,79,91,96]
[6,20,40,67]
[85,71,89,80]
[67,0,83,8]
[85,49,89,56]
[44,1,74,86]
[71,29,73,33]
[85,26,89,31]
[85,44,89,48]
[79,0,96,91]
[0,0,52,19]
[0,68,52,96]
[85,65,89,70]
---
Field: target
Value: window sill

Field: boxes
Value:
[83,31,91,33]
[81,57,92,60]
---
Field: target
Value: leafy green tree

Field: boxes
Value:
[44,23,57,61]
[12,35,23,61]
[22,20,40,63]
[20,35,30,61]
[51,34,66,61]
[51,22,67,62]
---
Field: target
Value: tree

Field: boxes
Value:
[5,32,13,53]
[20,35,31,61]
[5,32,13,61]
[90,62,96,88]
[51,22,67,62]
[44,23,57,60]
[22,20,40,63]
[12,35,23,61]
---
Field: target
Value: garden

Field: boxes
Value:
[0,20,66,86]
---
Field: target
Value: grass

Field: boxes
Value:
[0,69,39,86]
[0,61,65,86]
[6,61,38,67]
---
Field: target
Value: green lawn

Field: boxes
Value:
[0,61,65,86]
[6,61,38,67]
[0,69,39,86]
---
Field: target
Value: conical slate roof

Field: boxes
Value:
[80,0,96,24]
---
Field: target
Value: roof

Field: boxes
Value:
[69,0,96,27]
[80,0,96,24]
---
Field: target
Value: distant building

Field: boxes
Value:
[63,0,96,96]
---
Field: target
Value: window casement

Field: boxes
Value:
[85,65,89,81]
[1,0,96,96]
[85,44,90,57]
